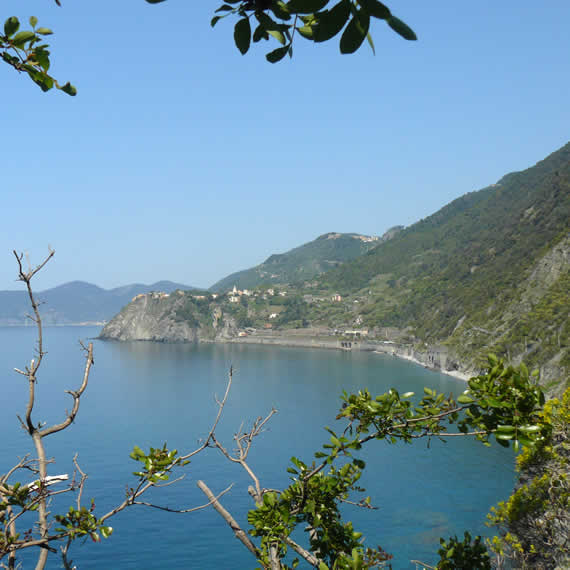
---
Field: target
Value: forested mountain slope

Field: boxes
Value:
[319,142,569,385]
[209,231,400,292]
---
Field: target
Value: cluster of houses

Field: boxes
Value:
[302,293,343,303]
[131,291,170,302]
[228,285,287,303]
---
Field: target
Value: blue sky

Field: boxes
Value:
[2,0,569,291]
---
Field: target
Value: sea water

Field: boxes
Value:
[0,327,516,569]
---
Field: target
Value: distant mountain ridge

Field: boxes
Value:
[209,230,402,292]
[0,280,197,325]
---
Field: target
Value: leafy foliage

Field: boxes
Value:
[55,501,113,544]
[241,358,548,568]
[3,0,415,94]
[130,443,189,484]
[1,14,76,94]
[487,388,570,569]
[203,0,416,62]
[437,532,490,570]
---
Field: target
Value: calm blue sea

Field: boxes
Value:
[0,327,516,569]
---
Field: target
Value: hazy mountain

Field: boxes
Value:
[209,230,402,292]
[0,280,197,325]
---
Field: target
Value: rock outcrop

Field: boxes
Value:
[99,292,201,342]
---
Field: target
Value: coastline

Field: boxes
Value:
[218,332,475,383]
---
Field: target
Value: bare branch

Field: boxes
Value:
[40,343,93,438]
[283,536,322,567]
[178,366,235,462]
[197,480,261,560]
[132,483,233,514]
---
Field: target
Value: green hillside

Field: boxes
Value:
[209,231,399,292]
[316,142,569,384]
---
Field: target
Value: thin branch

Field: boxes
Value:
[1,455,32,488]
[283,536,322,567]
[131,483,233,513]
[72,455,87,511]
[338,497,378,510]
[39,343,93,438]
[178,366,235,462]
[197,480,261,561]
[211,407,278,500]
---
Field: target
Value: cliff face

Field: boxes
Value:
[100,293,201,342]
[99,291,239,342]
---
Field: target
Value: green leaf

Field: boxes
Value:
[234,18,251,55]
[270,1,292,20]
[457,394,475,404]
[387,15,417,40]
[59,82,77,96]
[4,17,19,38]
[357,0,390,19]
[100,526,113,539]
[215,4,234,12]
[266,45,289,62]
[366,32,376,55]
[36,28,53,36]
[145,0,168,3]
[314,0,350,42]
[297,25,314,39]
[402,391,415,398]
[268,29,286,44]
[496,425,515,433]
[211,16,222,27]
[287,0,328,15]
[495,433,514,441]
[263,492,276,506]
[29,16,38,29]
[253,24,269,42]
[33,48,50,71]
[519,425,540,433]
[12,31,35,49]
[27,69,53,92]
[339,11,369,53]
[318,562,329,570]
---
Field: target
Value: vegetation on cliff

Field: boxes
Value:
[487,387,569,568]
